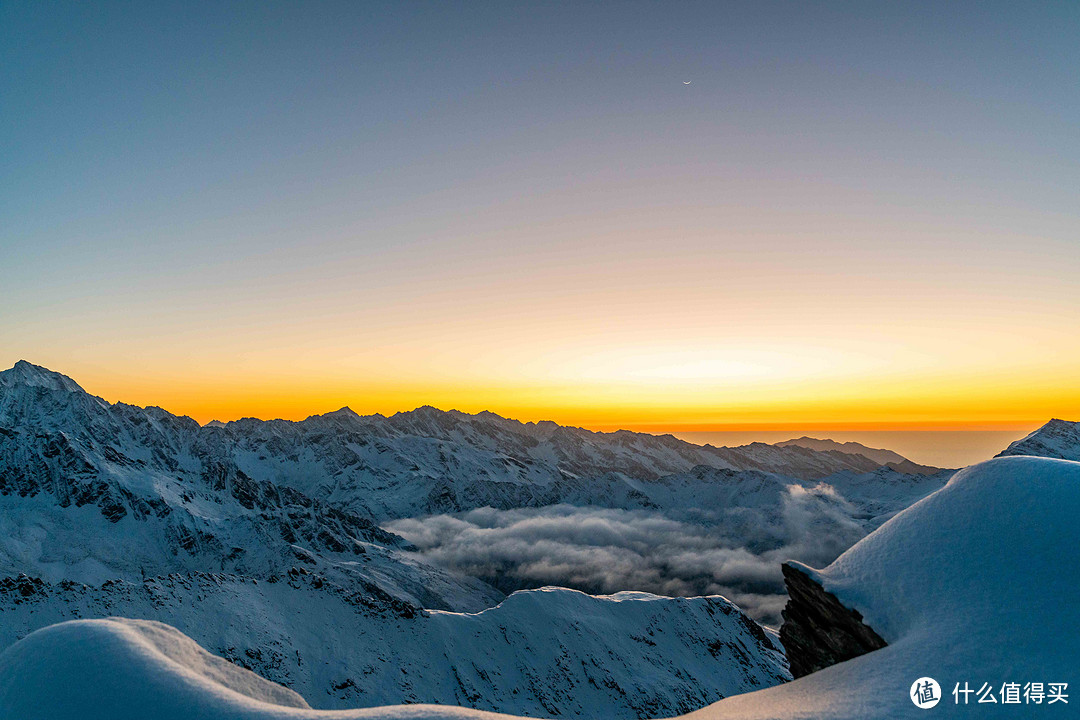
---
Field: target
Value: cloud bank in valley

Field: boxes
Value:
[386,483,868,626]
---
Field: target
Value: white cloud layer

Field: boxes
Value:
[387,483,868,626]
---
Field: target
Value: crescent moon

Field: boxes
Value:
[683,81,691,84]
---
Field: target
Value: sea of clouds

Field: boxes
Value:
[386,483,868,626]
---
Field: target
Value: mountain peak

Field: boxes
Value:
[997,418,1080,461]
[324,406,362,419]
[1,361,86,394]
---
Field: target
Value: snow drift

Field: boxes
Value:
[0,618,311,719]
[1,455,1075,719]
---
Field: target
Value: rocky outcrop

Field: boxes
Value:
[778,562,887,678]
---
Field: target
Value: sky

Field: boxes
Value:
[2,1,1079,429]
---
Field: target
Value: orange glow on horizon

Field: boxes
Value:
[48,363,1074,433]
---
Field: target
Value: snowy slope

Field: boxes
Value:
[0,618,316,719]
[0,463,503,610]
[3,455,1071,719]
[0,581,788,718]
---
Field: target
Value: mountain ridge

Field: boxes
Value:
[0,362,939,515]
[776,436,905,464]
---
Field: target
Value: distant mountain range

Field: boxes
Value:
[777,436,911,470]
[0,360,940,523]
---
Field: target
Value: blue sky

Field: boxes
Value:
[2,1,1078,426]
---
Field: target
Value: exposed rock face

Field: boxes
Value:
[778,562,887,678]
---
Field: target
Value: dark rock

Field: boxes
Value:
[0,574,48,601]
[779,562,887,678]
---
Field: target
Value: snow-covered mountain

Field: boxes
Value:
[0,360,501,613]
[0,361,950,621]
[775,436,905,465]
[0,361,935,522]
[997,418,1080,461]
[5,455,1074,719]
[0,361,949,598]
[774,436,941,474]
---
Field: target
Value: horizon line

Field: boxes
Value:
[601,420,1043,434]
[0,360,1056,434]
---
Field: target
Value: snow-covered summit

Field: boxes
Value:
[997,418,1080,462]
[0,618,312,718]
[0,360,85,393]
